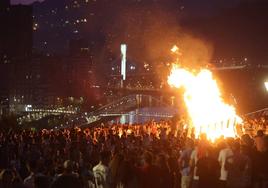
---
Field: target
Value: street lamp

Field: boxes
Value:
[265,81,268,92]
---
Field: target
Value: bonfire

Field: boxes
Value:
[168,45,242,142]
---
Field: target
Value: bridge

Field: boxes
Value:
[244,108,268,118]
[66,94,178,127]
[17,94,176,125]
[17,107,77,124]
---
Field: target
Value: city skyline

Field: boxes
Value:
[1,0,268,117]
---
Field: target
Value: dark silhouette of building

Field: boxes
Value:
[0,0,10,8]
[69,39,90,57]
[0,3,33,115]
[0,4,33,62]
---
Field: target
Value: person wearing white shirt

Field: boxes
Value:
[218,139,234,188]
[93,151,111,188]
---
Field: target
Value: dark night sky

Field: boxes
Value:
[12,0,240,7]
[11,0,43,4]
[10,0,248,18]
[10,0,268,63]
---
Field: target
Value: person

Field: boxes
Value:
[218,138,234,188]
[51,160,82,188]
[109,153,124,188]
[190,135,208,188]
[24,160,44,188]
[156,154,172,188]
[252,135,268,188]
[93,151,111,188]
[196,146,220,188]
[178,138,193,188]
[138,151,160,188]
[0,169,15,188]
[55,160,79,178]
[50,174,82,188]
[117,153,139,188]
[240,134,254,158]
[34,175,50,188]
[225,142,252,188]
[255,130,266,152]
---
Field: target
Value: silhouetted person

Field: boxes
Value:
[34,175,50,188]
[196,146,220,188]
[139,151,160,188]
[51,175,82,188]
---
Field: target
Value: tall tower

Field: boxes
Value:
[121,44,127,81]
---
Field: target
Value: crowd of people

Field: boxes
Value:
[243,117,267,136]
[0,119,267,188]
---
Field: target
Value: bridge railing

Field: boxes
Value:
[244,108,268,118]
[26,108,76,114]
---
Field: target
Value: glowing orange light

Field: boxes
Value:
[118,128,123,138]
[171,45,179,53]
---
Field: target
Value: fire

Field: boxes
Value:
[171,45,179,53]
[168,46,242,141]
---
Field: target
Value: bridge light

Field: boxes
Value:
[25,104,32,112]
[265,81,268,92]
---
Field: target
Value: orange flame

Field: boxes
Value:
[171,45,179,53]
[168,46,242,142]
